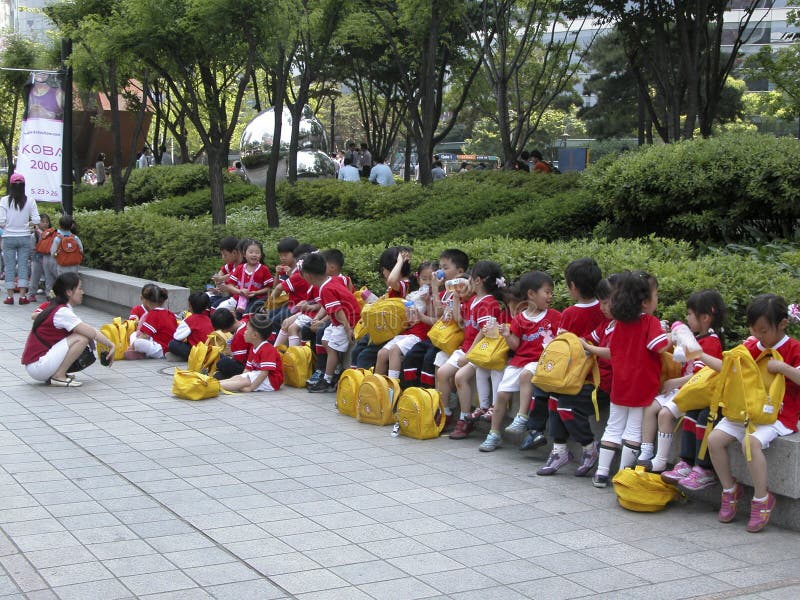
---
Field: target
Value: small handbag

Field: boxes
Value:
[428,319,464,354]
[466,335,510,371]
[67,344,96,374]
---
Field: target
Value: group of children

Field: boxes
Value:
[109,237,800,533]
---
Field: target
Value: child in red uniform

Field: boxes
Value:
[219,239,273,316]
[528,258,607,465]
[302,253,362,392]
[268,244,317,338]
[209,236,241,307]
[592,271,670,487]
[128,283,161,322]
[127,285,177,359]
[640,290,726,487]
[448,261,510,440]
[704,294,800,532]
[211,309,248,379]
[478,271,560,452]
[168,291,214,360]
[220,313,283,392]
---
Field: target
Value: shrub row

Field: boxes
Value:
[586,131,800,242]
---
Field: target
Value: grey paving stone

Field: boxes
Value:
[162,547,236,569]
[205,579,287,600]
[38,561,113,587]
[120,570,196,596]
[270,568,349,595]
[357,577,441,600]
[50,578,133,600]
[102,554,177,577]
[331,560,407,585]
[182,561,260,586]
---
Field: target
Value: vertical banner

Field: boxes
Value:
[16,72,64,203]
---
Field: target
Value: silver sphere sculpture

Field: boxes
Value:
[239,105,337,187]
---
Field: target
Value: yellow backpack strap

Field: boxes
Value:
[590,357,600,421]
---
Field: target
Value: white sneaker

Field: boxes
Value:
[478,432,502,452]
[505,414,528,434]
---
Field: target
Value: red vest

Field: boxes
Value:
[21,305,70,365]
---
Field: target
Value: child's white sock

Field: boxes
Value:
[639,442,655,461]
[323,374,333,383]
[288,335,301,347]
[552,443,568,456]
[444,407,453,416]
[388,369,400,379]
[651,432,673,472]
[596,445,616,476]
[618,443,640,472]
[460,412,470,420]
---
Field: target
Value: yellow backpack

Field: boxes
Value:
[172,368,222,400]
[394,387,446,440]
[532,332,601,419]
[206,330,232,356]
[97,317,136,361]
[187,341,222,376]
[612,466,683,512]
[466,335,510,371]
[278,344,314,388]
[704,345,785,461]
[355,298,407,344]
[357,373,401,425]
[673,366,720,413]
[428,319,464,354]
[336,368,368,417]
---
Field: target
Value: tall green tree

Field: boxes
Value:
[0,37,42,175]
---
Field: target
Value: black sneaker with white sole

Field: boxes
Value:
[307,378,335,393]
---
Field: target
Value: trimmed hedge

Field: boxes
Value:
[586,132,800,241]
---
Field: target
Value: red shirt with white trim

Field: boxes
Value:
[129,304,147,321]
[746,335,800,432]
[319,276,361,326]
[245,341,284,390]
[462,294,507,352]
[279,271,311,306]
[509,308,561,367]
[684,333,723,376]
[559,301,607,339]
[227,263,274,301]
[139,307,178,353]
[230,321,250,364]
[609,314,670,407]
[174,313,214,347]
[590,320,616,393]
[387,279,410,299]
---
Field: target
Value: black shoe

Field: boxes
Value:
[308,378,334,393]
[519,430,547,451]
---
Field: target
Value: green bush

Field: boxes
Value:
[586,132,800,241]
[147,181,262,218]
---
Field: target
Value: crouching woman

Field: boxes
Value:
[21,273,115,387]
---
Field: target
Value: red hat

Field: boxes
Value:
[9,173,24,184]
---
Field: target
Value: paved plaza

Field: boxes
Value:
[1,301,799,600]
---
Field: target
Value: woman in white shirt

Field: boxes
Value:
[0,173,40,305]
[21,273,116,387]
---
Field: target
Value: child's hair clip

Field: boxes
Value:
[788,303,800,324]
[496,277,506,288]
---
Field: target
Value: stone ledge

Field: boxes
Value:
[78,267,189,319]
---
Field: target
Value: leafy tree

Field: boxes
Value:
[0,36,43,174]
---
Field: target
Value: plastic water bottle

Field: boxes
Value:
[670,321,702,362]
[484,316,499,338]
[405,300,418,323]
[435,269,445,281]
[445,278,469,293]
[361,289,379,304]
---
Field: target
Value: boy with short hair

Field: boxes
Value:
[535,257,607,476]
[301,253,361,392]
[220,313,283,392]
[210,236,241,308]
[211,308,247,380]
[275,237,300,280]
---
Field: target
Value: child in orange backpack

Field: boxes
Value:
[50,214,83,276]
[703,294,800,532]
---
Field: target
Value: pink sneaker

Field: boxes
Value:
[718,482,743,523]
[661,460,693,485]
[746,492,776,533]
[678,467,716,491]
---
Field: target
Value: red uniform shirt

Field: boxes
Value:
[509,308,561,368]
[279,271,311,307]
[337,274,352,290]
[610,314,669,407]
[230,321,250,364]
[245,341,284,390]
[462,294,507,352]
[129,304,147,321]
[227,263,274,301]
[319,276,361,327]
[746,335,800,432]
[139,307,178,353]
[590,320,616,393]
[387,280,410,299]
[183,313,214,347]
[685,333,723,375]
[559,301,607,339]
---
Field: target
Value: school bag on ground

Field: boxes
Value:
[172,369,222,400]
[357,373,401,425]
[278,344,314,388]
[613,466,682,512]
[206,330,232,356]
[35,228,56,254]
[701,344,785,461]
[97,317,136,361]
[187,341,222,376]
[54,234,83,267]
[532,332,600,419]
[394,387,445,440]
[355,298,407,344]
[337,368,369,417]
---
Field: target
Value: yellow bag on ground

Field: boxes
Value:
[357,373,401,425]
[395,387,446,440]
[97,317,136,361]
[188,342,221,376]
[278,344,314,388]
[466,335,510,371]
[428,319,464,355]
[172,369,221,400]
[612,466,682,512]
[356,298,407,344]
[206,330,232,356]
[337,368,369,417]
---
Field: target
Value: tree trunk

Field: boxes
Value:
[264,52,288,229]
[107,61,126,213]
[288,103,301,183]
[207,145,227,225]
